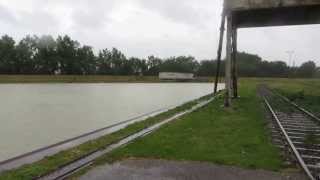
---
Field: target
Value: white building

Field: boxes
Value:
[159,72,194,81]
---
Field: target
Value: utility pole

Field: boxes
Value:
[292,55,296,68]
[286,50,294,67]
[286,50,294,78]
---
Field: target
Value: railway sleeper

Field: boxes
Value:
[271,130,282,134]
[307,164,320,171]
[287,131,320,137]
[285,128,320,133]
[297,148,320,157]
[282,124,320,129]
[302,155,320,160]
[281,122,318,127]
[289,136,320,145]
[287,121,318,126]
[283,125,320,130]
[272,134,282,140]
[275,114,305,119]
[294,143,320,151]
[305,160,320,167]
[301,155,320,163]
[281,122,317,126]
[282,116,314,120]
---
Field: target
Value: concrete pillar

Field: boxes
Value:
[225,14,232,107]
[231,27,238,98]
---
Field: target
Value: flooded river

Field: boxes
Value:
[0,83,224,162]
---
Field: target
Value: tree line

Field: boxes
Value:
[0,34,319,78]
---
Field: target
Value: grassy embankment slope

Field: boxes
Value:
[82,79,285,173]
[261,78,320,116]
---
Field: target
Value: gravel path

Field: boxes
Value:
[78,159,307,180]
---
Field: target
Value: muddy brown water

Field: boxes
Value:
[0,83,224,162]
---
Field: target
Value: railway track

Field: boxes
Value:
[260,87,320,180]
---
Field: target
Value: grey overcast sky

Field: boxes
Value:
[0,0,319,66]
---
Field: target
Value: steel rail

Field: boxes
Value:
[264,98,316,180]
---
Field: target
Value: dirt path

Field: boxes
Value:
[78,159,307,180]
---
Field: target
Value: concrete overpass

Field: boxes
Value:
[214,0,320,106]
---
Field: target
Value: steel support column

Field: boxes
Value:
[214,11,226,95]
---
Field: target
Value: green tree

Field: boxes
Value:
[197,60,216,76]
[110,48,127,75]
[315,67,320,78]
[146,55,162,75]
[297,61,317,78]
[128,57,147,75]
[15,35,38,74]
[56,35,80,74]
[0,35,16,74]
[97,49,112,75]
[0,33,318,78]
[34,35,59,74]
[160,56,198,74]
[77,45,96,74]
[237,52,262,77]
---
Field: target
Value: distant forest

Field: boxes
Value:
[0,34,319,78]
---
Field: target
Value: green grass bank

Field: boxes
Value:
[79,79,284,176]
[260,78,320,116]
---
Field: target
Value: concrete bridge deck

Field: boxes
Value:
[225,0,320,28]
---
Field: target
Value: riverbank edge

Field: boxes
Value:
[0,75,215,83]
[0,93,218,180]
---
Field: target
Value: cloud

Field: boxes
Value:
[18,11,59,34]
[238,25,320,66]
[0,4,18,25]
[137,0,221,28]
[70,0,116,30]
[0,3,60,38]
[0,0,318,65]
